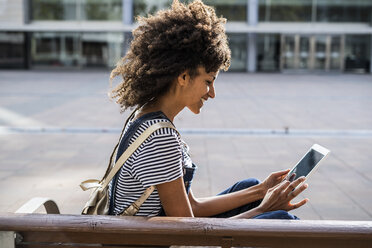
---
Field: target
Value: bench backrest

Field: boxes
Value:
[0,213,372,248]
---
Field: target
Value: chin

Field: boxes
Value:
[187,106,201,114]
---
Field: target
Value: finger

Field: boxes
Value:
[289,183,308,199]
[290,198,309,210]
[288,173,296,182]
[272,169,290,177]
[273,169,291,182]
[285,177,306,195]
[273,180,291,192]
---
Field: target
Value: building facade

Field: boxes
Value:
[0,0,371,73]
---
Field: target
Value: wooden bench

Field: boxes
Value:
[0,198,371,248]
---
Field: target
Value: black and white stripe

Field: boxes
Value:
[110,118,191,217]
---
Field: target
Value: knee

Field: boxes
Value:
[219,178,261,195]
[245,178,261,186]
[272,210,299,220]
[238,178,261,189]
[253,210,299,220]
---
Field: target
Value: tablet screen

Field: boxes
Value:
[287,149,325,182]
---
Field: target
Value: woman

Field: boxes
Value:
[108,0,308,219]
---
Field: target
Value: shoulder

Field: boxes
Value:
[130,118,181,156]
[130,118,184,187]
[140,118,180,141]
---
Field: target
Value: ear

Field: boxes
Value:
[177,71,190,87]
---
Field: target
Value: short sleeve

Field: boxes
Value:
[130,128,183,188]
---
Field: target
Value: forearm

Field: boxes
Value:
[191,183,265,217]
[230,206,263,219]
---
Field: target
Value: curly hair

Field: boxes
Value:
[110,0,231,111]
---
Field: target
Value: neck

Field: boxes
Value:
[140,93,184,122]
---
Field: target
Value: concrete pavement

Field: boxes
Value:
[0,70,371,220]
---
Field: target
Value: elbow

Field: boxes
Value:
[189,198,203,217]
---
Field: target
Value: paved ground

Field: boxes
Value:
[0,70,371,220]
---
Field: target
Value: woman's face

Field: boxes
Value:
[184,67,218,114]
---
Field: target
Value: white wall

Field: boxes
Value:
[0,0,24,24]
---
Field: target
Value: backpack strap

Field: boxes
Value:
[101,107,139,181]
[101,121,178,190]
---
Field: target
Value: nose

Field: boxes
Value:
[208,83,216,99]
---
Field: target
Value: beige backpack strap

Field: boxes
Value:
[100,121,177,190]
[120,185,155,216]
[80,120,179,216]
[101,107,139,181]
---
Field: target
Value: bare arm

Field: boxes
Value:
[231,177,309,219]
[156,177,194,217]
[156,176,264,217]
[189,171,308,219]
[188,169,291,217]
[156,170,307,219]
[188,184,265,217]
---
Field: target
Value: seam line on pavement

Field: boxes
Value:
[1,126,372,138]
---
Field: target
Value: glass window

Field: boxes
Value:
[134,0,246,22]
[298,36,310,69]
[316,0,372,23]
[314,35,327,70]
[31,32,80,67]
[330,36,342,70]
[81,0,122,21]
[257,34,280,71]
[203,0,247,22]
[259,0,312,22]
[31,0,122,21]
[31,0,77,21]
[31,32,123,68]
[228,33,247,71]
[133,0,172,19]
[81,33,123,68]
[344,35,371,73]
[0,32,26,69]
[281,35,296,69]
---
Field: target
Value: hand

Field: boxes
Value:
[261,169,290,195]
[257,176,309,213]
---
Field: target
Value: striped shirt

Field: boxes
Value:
[110,117,193,217]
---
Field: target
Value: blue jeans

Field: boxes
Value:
[212,178,299,219]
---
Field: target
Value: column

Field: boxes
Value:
[123,0,133,25]
[247,0,258,72]
[23,0,31,69]
[247,34,256,72]
[370,34,372,73]
[370,7,372,73]
[122,0,133,56]
[23,0,30,24]
[248,0,258,26]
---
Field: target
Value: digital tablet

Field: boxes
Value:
[286,144,330,183]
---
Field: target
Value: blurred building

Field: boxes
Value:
[0,0,371,73]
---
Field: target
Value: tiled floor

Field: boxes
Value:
[0,70,371,220]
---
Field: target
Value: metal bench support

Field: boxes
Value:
[15,197,60,214]
[0,231,15,248]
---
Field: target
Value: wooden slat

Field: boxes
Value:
[0,213,371,248]
[17,244,167,248]
[18,231,372,248]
